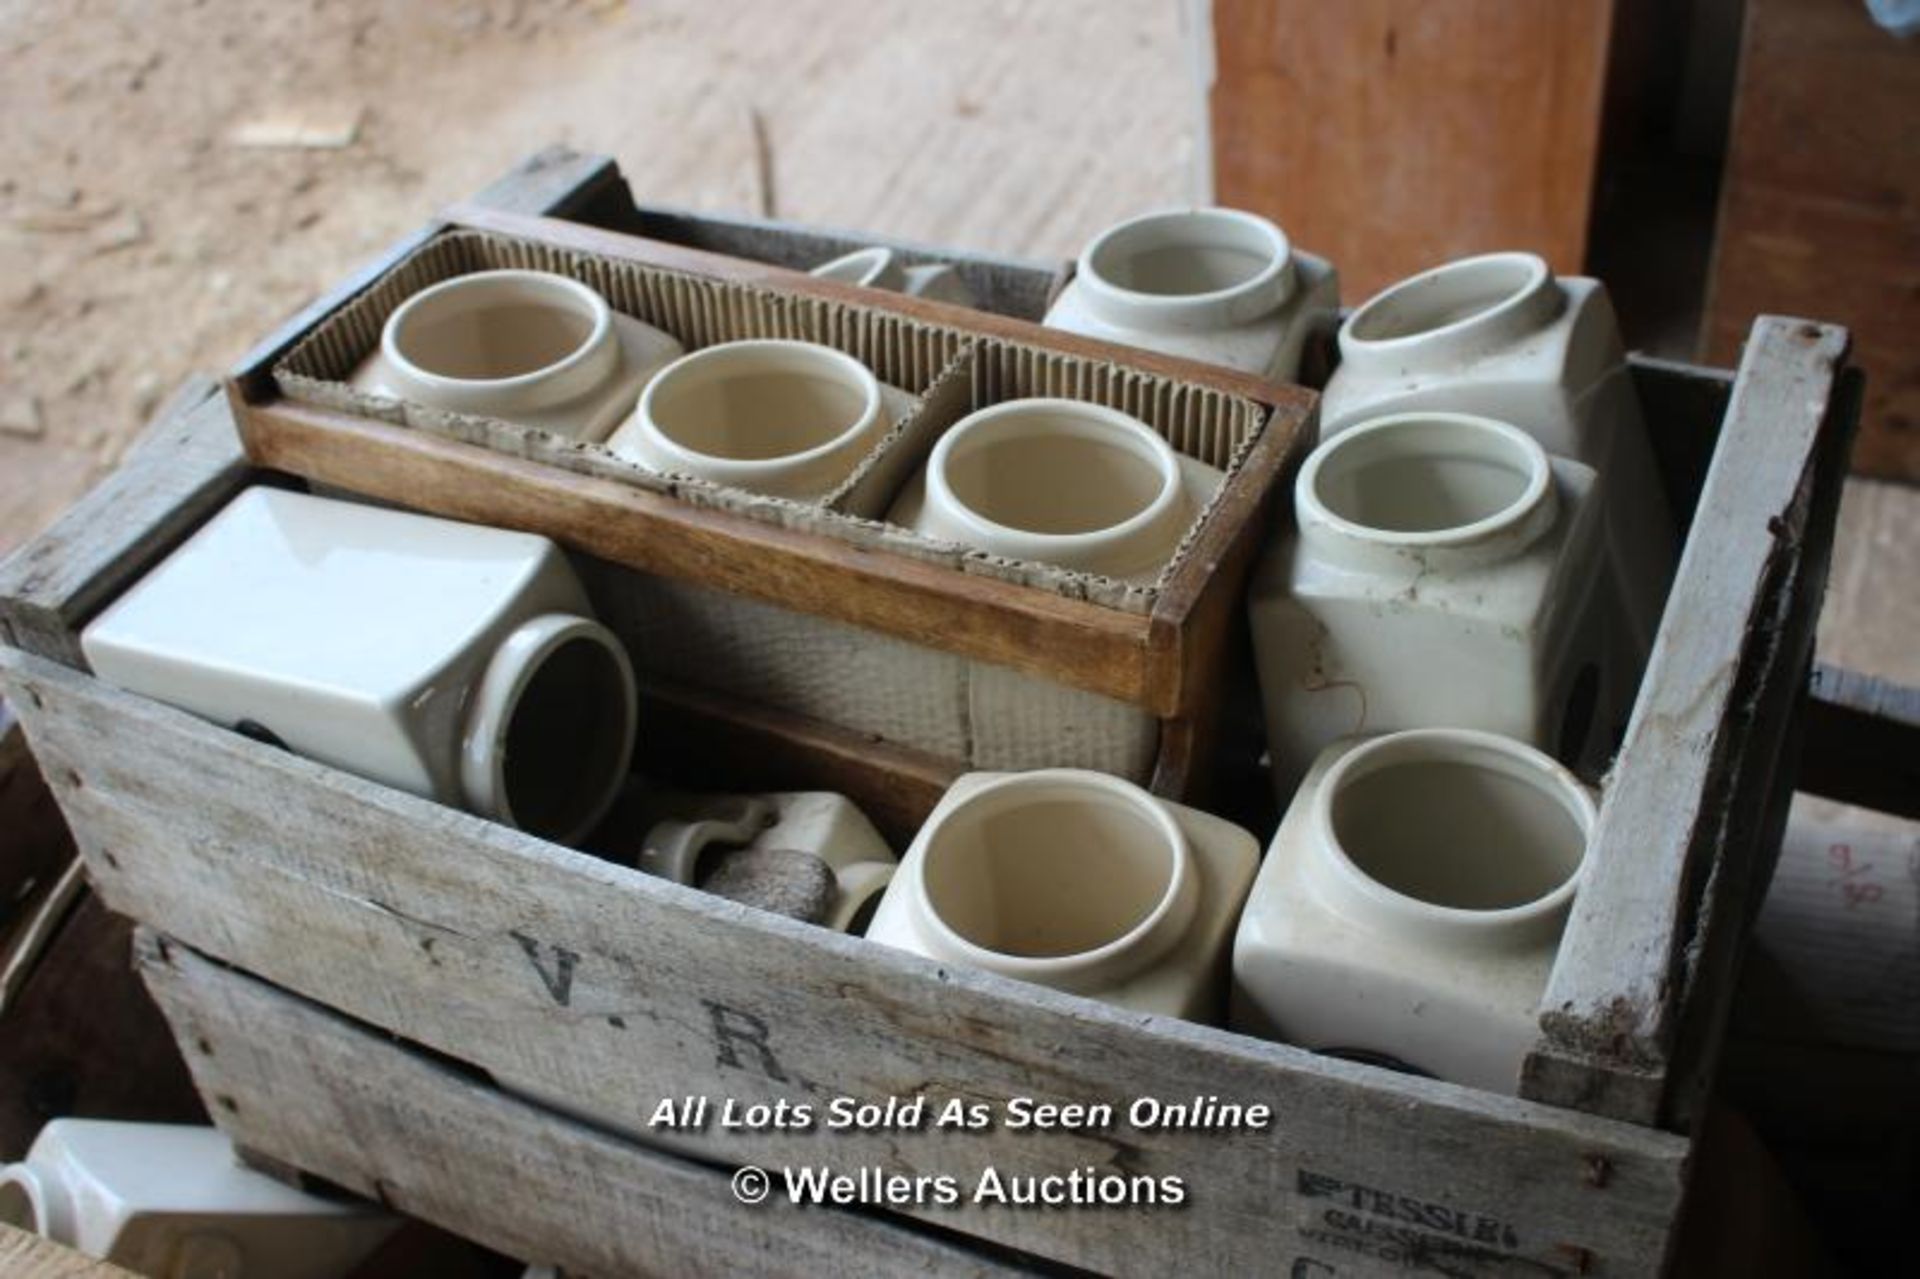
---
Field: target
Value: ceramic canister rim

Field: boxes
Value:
[633,338,886,486]
[459,612,637,846]
[910,768,1199,991]
[380,269,620,412]
[1076,206,1297,330]
[924,397,1185,573]
[1295,411,1559,569]
[1307,728,1595,944]
[809,246,904,291]
[1338,251,1562,368]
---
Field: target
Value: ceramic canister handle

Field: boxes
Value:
[637,797,773,885]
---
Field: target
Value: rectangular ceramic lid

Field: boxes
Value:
[82,487,556,702]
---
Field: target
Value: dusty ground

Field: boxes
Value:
[0,0,1912,693]
[0,0,1199,547]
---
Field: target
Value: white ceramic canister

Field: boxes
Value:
[885,398,1223,583]
[1042,207,1339,382]
[1248,412,1628,796]
[1231,729,1595,1093]
[349,268,684,443]
[809,246,908,292]
[605,339,916,500]
[1321,251,1674,653]
[865,769,1259,1021]
[80,487,637,845]
[0,1120,396,1278]
[636,789,898,933]
[810,245,978,308]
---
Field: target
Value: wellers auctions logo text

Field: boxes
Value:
[659,1091,1275,1212]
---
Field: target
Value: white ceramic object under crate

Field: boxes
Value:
[1042,207,1339,382]
[866,769,1259,1022]
[1248,412,1628,795]
[886,398,1223,583]
[1231,729,1594,1093]
[1320,251,1674,651]
[0,1120,396,1278]
[80,487,637,845]
[349,268,683,443]
[637,789,898,933]
[605,339,918,500]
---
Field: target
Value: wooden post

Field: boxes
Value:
[1210,0,1618,300]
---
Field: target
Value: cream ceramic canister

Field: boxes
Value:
[80,488,638,845]
[885,398,1223,583]
[350,268,684,442]
[809,245,978,308]
[1,1120,396,1278]
[1230,729,1595,1093]
[1247,412,1630,796]
[605,339,918,500]
[810,246,908,291]
[637,789,898,933]
[1320,251,1674,652]
[1043,207,1339,382]
[865,769,1259,1022]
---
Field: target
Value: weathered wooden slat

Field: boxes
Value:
[1527,317,1854,1122]
[1,650,1690,1279]
[0,380,241,670]
[1654,363,1862,1132]
[138,936,1037,1279]
[241,401,1172,714]
[1799,663,1920,820]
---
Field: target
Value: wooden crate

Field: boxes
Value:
[0,150,1862,1276]
[222,164,1317,829]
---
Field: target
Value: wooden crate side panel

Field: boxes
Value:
[0,381,243,670]
[1,651,1689,1279]
[139,937,1034,1279]
[1528,318,1852,1122]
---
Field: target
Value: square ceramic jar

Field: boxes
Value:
[1319,252,1673,652]
[1043,208,1339,383]
[80,487,636,844]
[1231,729,1595,1094]
[1248,412,1629,796]
[350,268,684,443]
[0,1120,395,1278]
[865,769,1258,1022]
